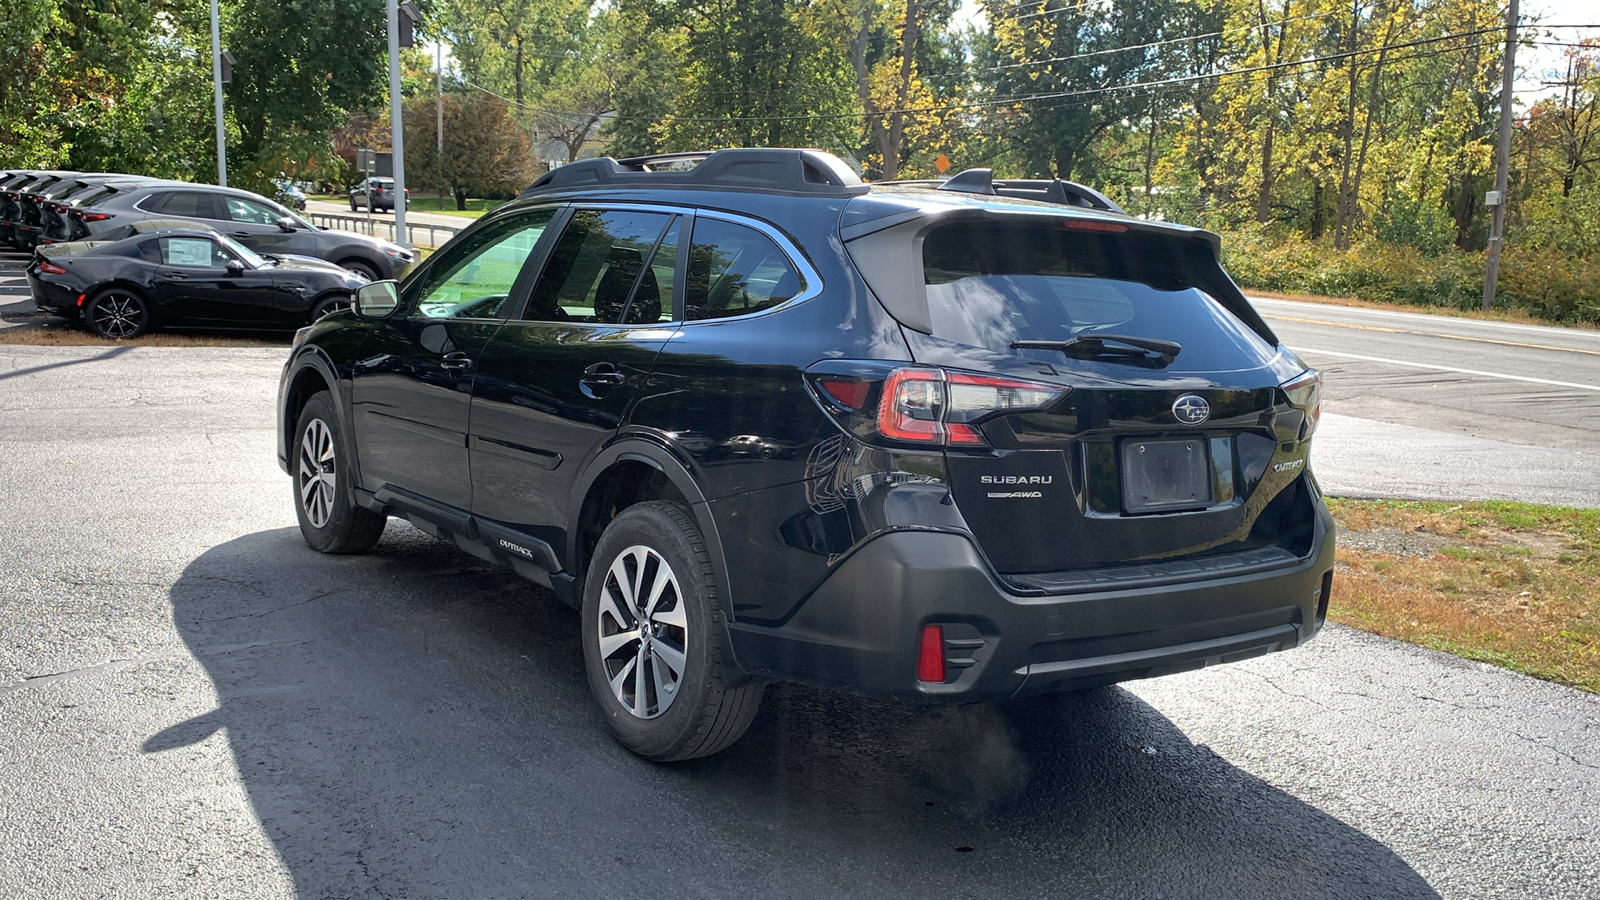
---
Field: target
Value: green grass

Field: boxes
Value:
[1328,498,1600,693]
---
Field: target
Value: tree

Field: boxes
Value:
[405,94,532,207]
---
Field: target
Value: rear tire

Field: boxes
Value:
[349,197,358,212]
[293,392,386,554]
[582,501,763,761]
[84,287,150,339]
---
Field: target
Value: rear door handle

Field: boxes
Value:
[440,351,473,373]
[230,231,251,238]
[581,362,626,388]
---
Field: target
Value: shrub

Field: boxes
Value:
[1222,231,1600,325]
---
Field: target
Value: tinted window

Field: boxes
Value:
[156,192,219,219]
[685,219,803,321]
[413,209,557,319]
[920,221,1278,373]
[159,237,228,268]
[135,239,163,264]
[224,196,281,225]
[524,209,674,324]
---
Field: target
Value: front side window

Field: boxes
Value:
[523,209,675,324]
[411,209,557,319]
[684,219,804,321]
[225,196,282,225]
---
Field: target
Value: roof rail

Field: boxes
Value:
[888,168,1128,215]
[521,148,868,198]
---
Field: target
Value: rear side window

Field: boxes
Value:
[919,221,1278,373]
[153,192,221,220]
[685,219,803,321]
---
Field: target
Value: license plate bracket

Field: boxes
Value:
[1121,438,1212,513]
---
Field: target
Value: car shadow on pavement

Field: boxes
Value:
[156,526,1441,900]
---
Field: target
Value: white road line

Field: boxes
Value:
[1292,347,1600,392]
[1250,296,1600,342]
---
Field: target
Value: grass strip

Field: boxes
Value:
[1328,497,1599,693]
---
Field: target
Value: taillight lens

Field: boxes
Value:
[37,260,67,275]
[1282,369,1322,439]
[813,364,1067,448]
[73,211,112,222]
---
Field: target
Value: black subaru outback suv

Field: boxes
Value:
[277,148,1334,761]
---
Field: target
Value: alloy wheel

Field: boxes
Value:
[595,545,689,719]
[91,293,144,338]
[297,418,337,529]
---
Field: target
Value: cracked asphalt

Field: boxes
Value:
[1,272,1598,897]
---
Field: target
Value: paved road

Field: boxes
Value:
[1,344,1598,899]
[1255,297,1600,508]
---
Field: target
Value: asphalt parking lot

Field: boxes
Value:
[3,246,1599,897]
[1,340,1597,899]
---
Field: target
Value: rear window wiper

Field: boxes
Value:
[1012,334,1181,365]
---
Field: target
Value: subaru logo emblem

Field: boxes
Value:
[1172,393,1210,425]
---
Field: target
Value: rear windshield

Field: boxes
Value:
[920,220,1278,373]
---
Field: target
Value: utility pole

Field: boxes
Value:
[387,0,408,248]
[210,0,227,186]
[437,40,445,208]
[1482,0,1518,311]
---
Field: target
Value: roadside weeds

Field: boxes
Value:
[1328,498,1599,693]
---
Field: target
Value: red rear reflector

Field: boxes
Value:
[818,378,870,409]
[38,260,67,275]
[1059,219,1129,233]
[77,293,87,306]
[917,625,945,683]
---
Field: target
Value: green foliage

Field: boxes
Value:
[1224,230,1600,324]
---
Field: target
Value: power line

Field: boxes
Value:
[650,26,1504,124]
[986,9,1346,72]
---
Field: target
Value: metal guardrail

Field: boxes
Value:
[305,211,464,250]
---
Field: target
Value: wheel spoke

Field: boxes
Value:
[608,554,637,610]
[651,652,670,708]
[598,583,633,632]
[651,640,686,680]
[609,655,637,705]
[597,629,636,658]
[633,643,649,713]
[642,566,672,617]
[652,601,686,631]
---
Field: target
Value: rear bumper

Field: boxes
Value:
[28,274,79,318]
[726,504,1336,701]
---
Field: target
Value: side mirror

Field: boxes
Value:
[276,216,297,233]
[225,259,245,276]
[355,280,401,319]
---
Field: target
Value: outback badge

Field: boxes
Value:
[1172,393,1210,425]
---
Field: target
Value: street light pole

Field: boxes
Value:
[210,0,227,187]
[387,0,408,248]
[1482,0,1518,311]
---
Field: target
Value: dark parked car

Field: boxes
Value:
[274,180,308,211]
[28,223,366,338]
[67,181,413,280]
[277,148,1335,761]
[1,171,78,249]
[349,177,406,212]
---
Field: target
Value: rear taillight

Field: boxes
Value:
[1282,369,1322,439]
[37,260,67,275]
[812,364,1067,448]
[73,211,112,222]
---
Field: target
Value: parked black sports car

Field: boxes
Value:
[28,225,367,339]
